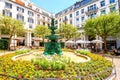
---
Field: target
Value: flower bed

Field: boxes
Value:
[0,50,113,80]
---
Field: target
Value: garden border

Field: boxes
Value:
[0,51,116,80]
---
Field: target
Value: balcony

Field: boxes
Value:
[62,18,68,22]
[15,0,25,6]
[40,19,50,24]
[42,12,49,17]
[85,8,98,15]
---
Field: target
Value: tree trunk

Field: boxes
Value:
[103,35,107,53]
[8,26,15,51]
[8,35,13,51]
[42,38,45,47]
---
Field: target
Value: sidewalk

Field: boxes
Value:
[0,51,14,56]
[100,54,120,80]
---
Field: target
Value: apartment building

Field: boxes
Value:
[55,0,120,49]
[0,0,52,47]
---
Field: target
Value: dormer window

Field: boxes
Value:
[28,3,32,8]
[36,8,40,12]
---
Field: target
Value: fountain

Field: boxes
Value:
[12,18,90,63]
[9,18,114,80]
[43,18,62,55]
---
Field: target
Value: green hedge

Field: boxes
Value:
[0,39,8,50]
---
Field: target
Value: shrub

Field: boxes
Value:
[0,39,8,50]
[32,56,67,71]
[76,50,90,55]
[0,50,113,79]
[15,49,30,55]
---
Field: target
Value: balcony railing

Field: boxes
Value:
[85,8,98,15]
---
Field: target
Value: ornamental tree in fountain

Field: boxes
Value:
[43,18,62,55]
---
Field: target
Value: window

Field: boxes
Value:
[28,11,34,16]
[17,14,24,21]
[81,0,92,5]
[48,18,50,21]
[101,10,106,15]
[65,10,67,13]
[75,4,80,9]
[88,4,97,12]
[3,10,12,17]
[100,0,105,7]
[69,14,72,18]
[37,14,40,18]
[89,13,96,18]
[5,2,12,9]
[43,17,45,20]
[81,9,84,14]
[29,25,33,28]
[55,20,58,24]
[70,20,72,24]
[70,7,72,11]
[48,24,50,27]
[110,6,116,12]
[110,0,115,4]
[76,18,79,21]
[76,11,79,16]
[59,19,61,22]
[37,21,40,25]
[43,22,45,25]
[17,6,24,13]
[81,16,85,21]
[64,16,67,20]
[36,8,39,12]
[93,4,96,9]
[28,18,34,23]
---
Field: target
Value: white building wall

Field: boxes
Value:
[0,0,52,47]
[55,0,120,48]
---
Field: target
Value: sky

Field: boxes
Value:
[30,0,79,14]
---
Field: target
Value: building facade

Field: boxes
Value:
[0,0,52,47]
[55,0,120,49]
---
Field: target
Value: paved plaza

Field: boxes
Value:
[106,56,120,80]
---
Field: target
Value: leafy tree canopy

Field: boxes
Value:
[83,13,120,51]
[0,16,25,50]
[57,23,81,40]
[34,25,51,38]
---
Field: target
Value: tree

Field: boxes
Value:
[57,23,81,41]
[0,16,25,50]
[34,25,51,42]
[83,13,120,51]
